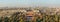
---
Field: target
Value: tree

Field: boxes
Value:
[4,17,9,22]
[36,16,43,22]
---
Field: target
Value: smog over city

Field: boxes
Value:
[0,0,60,8]
[0,0,60,22]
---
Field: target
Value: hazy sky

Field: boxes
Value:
[0,0,60,7]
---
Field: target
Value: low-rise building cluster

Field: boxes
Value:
[0,7,60,22]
